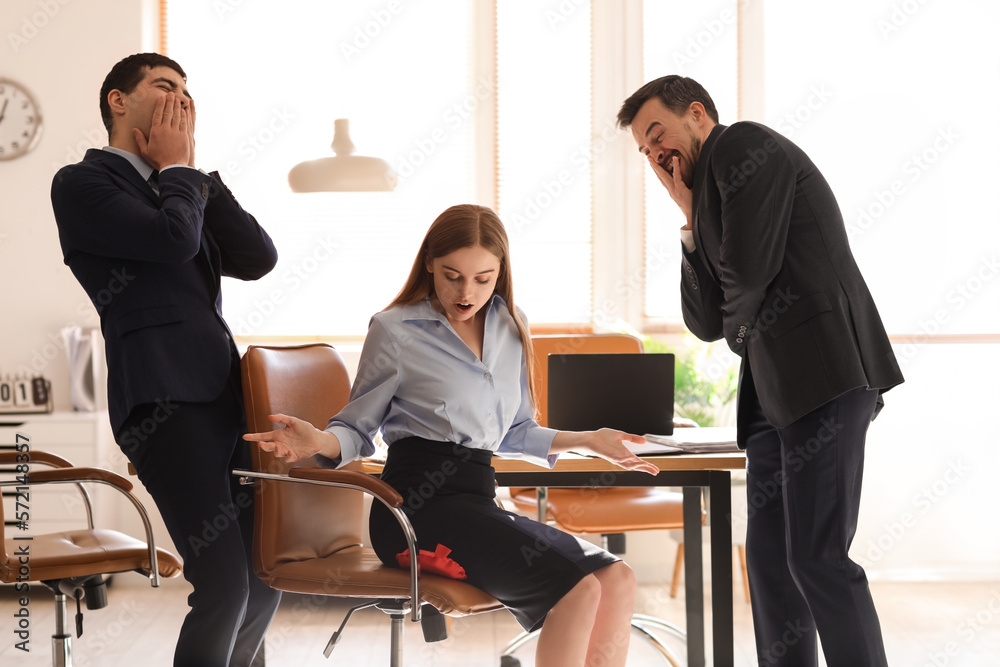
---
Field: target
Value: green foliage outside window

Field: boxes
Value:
[643,336,738,427]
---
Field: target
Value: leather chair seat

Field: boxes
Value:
[262,545,502,616]
[2,529,182,583]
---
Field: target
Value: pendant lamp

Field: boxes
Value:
[288,118,397,192]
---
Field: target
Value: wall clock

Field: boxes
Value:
[0,77,43,161]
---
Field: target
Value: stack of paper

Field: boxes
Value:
[626,427,740,456]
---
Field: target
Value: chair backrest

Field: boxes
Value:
[240,344,362,576]
[530,334,644,427]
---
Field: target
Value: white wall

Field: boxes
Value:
[855,343,1000,581]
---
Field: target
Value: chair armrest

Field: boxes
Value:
[0,450,74,468]
[0,451,103,529]
[0,465,168,587]
[288,467,403,507]
[22,467,134,492]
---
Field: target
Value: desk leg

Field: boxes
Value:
[709,472,735,666]
[683,487,705,667]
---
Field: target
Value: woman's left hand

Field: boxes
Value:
[567,429,660,475]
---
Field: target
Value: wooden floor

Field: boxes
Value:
[3,577,999,666]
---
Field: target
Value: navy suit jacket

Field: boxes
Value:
[679,123,903,440]
[52,149,278,435]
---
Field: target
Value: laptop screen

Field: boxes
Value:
[546,353,674,436]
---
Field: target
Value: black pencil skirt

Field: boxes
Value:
[368,437,619,632]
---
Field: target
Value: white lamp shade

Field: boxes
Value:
[288,119,397,193]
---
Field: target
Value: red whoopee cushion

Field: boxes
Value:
[396,543,467,580]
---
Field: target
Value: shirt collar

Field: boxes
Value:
[102,146,156,182]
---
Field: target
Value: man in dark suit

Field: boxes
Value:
[51,53,281,666]
[619,76,904,667]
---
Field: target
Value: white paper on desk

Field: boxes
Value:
[640,427,741,454]
[624,440,685,456]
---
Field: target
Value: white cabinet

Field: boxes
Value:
[1,411,117,536]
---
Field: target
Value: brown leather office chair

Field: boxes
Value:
[0,449,181,667]
[502,333,715,665]
[235,344,504,667]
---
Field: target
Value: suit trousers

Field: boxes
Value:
[117,361,281,667]
[742,369,888,667]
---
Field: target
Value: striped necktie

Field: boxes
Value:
[147,170,159,195]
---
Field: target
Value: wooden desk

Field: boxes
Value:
[492,452,746,667]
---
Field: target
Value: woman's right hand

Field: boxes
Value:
[242,413,340,463]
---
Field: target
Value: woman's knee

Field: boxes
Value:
[594,561,637,601]
[560,572,603,609]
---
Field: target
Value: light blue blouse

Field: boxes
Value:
[323,295,559,468]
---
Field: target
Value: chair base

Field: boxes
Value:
[52,632,72,667]
[42,577,109,667]
[323,599,448,667]
[499,613,686,667]
[47,592,73,667]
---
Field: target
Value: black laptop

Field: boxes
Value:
[546,353,674,436]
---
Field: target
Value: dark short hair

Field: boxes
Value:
[617,75,719,129]
[99,53,186,136]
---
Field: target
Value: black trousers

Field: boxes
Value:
[117,362,281,667]
[742,372,888,667]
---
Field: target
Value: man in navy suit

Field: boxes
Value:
[619,76,904,667]
[51,53,281,666]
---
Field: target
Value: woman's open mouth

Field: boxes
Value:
[455,302,473,314]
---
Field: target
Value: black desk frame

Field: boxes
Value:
[493,467,734,667]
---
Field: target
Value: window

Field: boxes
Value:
[762,0,1000,335]
[642,0,738,321]
[165,1,999,339]
[166,0,476,337]
[166,0,601,336]
[497,1,593,324]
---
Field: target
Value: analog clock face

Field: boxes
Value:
[0,78,43,161]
